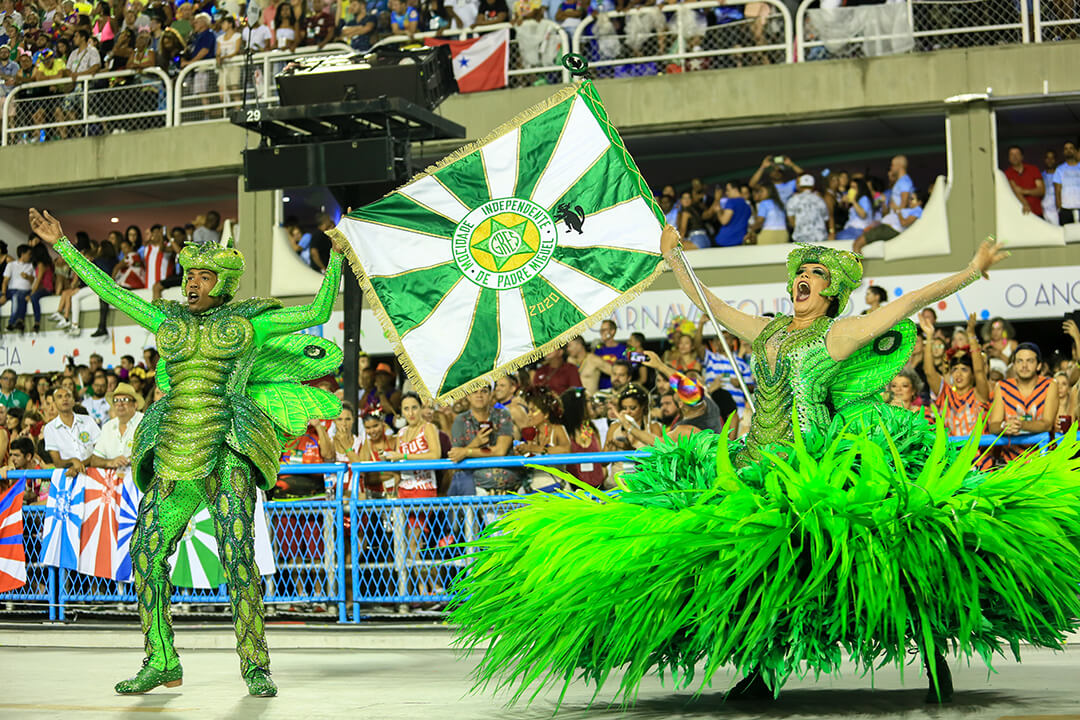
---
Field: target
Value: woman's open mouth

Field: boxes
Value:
[795,281,811,302]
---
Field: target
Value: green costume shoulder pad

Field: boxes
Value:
[151,299,187,318]
[828,319,916,412]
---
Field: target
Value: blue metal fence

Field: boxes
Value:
[2,430,1075,623]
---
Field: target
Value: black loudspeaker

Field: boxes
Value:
[242,137,403,191]
[275,45,456,109]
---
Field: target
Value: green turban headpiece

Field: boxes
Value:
[178,241,245,298]
[785,244,863,315]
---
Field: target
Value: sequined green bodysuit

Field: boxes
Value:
[54,237,343,683]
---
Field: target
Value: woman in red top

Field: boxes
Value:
[382,392,441,597]
[559,387,605,489]
[29,244,54,333]
[1053,371,1076,434]
[357,407,398,498]
[517,386,571,492]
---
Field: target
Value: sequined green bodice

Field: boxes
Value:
[739,315,841,465]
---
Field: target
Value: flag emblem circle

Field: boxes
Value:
[453,198,557,290]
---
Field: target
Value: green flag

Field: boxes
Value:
[333,80,665,404]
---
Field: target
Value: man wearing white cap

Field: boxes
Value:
[786,174,832,244]
[90,382,145,469]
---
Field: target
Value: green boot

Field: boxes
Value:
[243,667,277,697]
[115,661,183,694]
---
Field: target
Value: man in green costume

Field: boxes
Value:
[29,209,344,697]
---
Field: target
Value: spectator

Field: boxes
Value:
[367,362,401,416]
[1,243,33,332]
[492,374,528,431]
[142,224,173,301]
[242,10,274,51]
[532,347,581,396]
[43,386,100,475]
[277,419,333,497]
[448,385,520,495]
[885,154,915,217]
[786,174,832,243]
[565,335,607,395]
[2,436,48,504]
[553,0,584,34]
[669,332,700,373]
[835,177,874,241]
[475,0,508,26]
[602,382,661,451]
[339,0,376,51]
[919,314,988,438]
[1053,370,1075,434]
[1052,140,1080,225]
[559,387,605,488]
[1004,145,1045,217]
[677,190,709,249]
[981,316,1018,362]
[89,381,143,469]
[91,0,119,53]
[26,242,54,334]
[888,368,928,418]
[593,318,625,388]
[216,15,243,101]
[305,0,336,46]
[656,388,679,431]
[748,182,788,245]
[68,239,117,336]
[697,316,751,415]
[274,0,300,51]
[512,0,557,74]
[516,385,570,492]
[609,359,632,394]
[357,406,399,498]
[309,212,334,273]
[643,350,724,436]
[328,401,366,495]
[169,0,194,41]
[191,209,221,245]
[988,343,1059,465]
[445,0,478,28]
[863,285,887,314]
[157,26,184,76]
[67,26,101,80]
[853,189,925,254]
[180,12,214,91]
[749,154,802,205]
[708,182,752,247]
[1043,149,1059,226]
[388,0,418,33]
[82,372,110,426]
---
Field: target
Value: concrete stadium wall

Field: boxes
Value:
[1,42,1077,326]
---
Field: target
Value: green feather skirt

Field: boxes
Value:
[448,413,1080,705]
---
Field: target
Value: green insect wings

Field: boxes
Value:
[246,334,343,437]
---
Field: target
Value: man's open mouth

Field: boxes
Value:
[796,281,811,302]
[187,291,200,303]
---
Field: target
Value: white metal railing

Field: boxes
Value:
[174,43,354,125]
[571,0,792,77]
[371,20,572,87]
[1,67,172,146]
[1034,0,1080,42]
[796,0,1030,62]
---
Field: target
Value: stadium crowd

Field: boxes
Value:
[658,140,1080,252]
[0,208,221,334]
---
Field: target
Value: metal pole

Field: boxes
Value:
[674,247,755,413]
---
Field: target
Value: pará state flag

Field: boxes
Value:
[42,469,84,570]
[333,81,665,404]
[425,28,509,93]
[78,469,123,580]
[0,483,26,593]
[168,492,276,589]
[115,473,143,582]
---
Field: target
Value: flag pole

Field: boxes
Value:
[674,247,755,415]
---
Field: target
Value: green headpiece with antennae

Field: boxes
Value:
[785,244,863,315]
[178,237,244,298]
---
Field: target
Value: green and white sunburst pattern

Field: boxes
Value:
[334,81,665,404]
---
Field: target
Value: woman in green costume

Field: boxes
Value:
[450,225,1080,706]
[29,209,344,698]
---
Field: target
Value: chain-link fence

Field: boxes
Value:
[1036,0,1080,41]
[797,0,1030,61]
[1,506,56,618]
[0,68,172,146]
[174,44,353,125]
[572,0,791,79]
[351,494,521,616]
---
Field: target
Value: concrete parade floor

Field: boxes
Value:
[3,628,1080,720]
